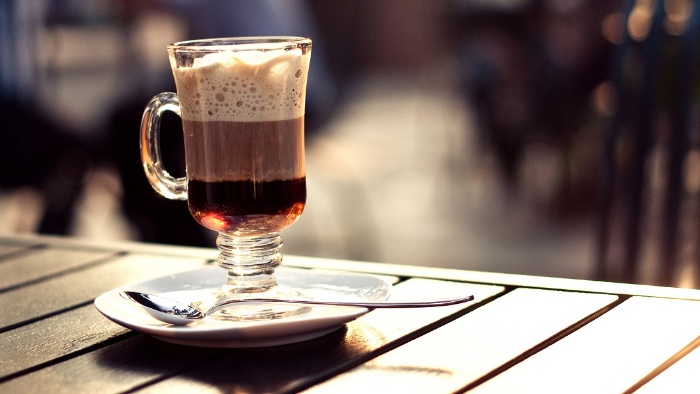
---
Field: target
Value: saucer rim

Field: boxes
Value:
[94,266,392,347]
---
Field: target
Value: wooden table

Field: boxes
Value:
[2,234,700,393]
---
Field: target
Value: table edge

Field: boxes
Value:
[5,233,700,301]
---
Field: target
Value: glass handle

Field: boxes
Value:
[140,92,187,200]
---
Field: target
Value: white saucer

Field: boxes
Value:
[94,265,392,348]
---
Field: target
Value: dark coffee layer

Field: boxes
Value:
[188,178,306,234]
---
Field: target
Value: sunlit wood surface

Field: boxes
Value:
[1,233,699,393]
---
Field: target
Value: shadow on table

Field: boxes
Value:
[95,323,388,392]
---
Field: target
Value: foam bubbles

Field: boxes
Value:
[173,47,310,122]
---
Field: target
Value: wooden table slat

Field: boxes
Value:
[0,305,130,380]
[302,287,618,393]
[468,296,700,393]
[0,253,206,331]
[0,334,227,394]
[634,339,700,393]
[0,247,118,290]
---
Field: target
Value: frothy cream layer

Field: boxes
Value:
[173,48,310,122]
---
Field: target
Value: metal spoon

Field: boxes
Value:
[122,290,475,325]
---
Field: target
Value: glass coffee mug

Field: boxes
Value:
[140,37,312,321]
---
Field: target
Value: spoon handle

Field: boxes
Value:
[211,294,475,309]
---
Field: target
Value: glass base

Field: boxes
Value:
[199,231,311,321]
[203,285,311,322]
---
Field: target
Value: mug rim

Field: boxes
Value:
[168,36,311,52]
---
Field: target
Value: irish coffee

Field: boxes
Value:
[140,37,313,318]
[171,40,310,235]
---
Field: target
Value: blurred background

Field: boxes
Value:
[3,0,700,287]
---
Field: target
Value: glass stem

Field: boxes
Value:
[215,232,283,294]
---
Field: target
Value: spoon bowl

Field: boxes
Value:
[122,290,475,325]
